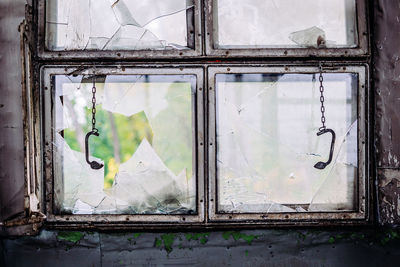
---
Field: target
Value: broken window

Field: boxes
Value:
[45,0,195,51]
[212,0,357,49]
[51,72,198,215]
[208,66,367,221]
[216,73,357,212]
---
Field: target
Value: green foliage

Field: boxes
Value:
[57,231,84,243]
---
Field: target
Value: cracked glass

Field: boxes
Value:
[46,0,194,51]
[213,0,357,49]
[53,74,196,214]
[215,73,358,213]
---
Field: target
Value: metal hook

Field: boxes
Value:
[314,128,336,170]
[85,129,104,170]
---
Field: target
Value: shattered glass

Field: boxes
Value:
[46,0,194,51]
[216,73,358,213]
[53,74,196,214]
[214,0,357,48]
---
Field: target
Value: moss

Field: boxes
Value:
[222,231,257,245]
[245,250,249,257]
[162,234,176,254]
[128,233,143,244]
[185,233,210,245]
[56,231,84,243]
[222,231,233,240]
[153,234,178,254]
[133,233,142,239]
[154,238,162,248]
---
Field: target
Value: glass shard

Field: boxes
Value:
[289,26,328,48]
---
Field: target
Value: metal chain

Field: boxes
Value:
[318,64,326,131]
[91,76,97,132]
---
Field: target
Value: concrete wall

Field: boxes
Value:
[2,0,400,266]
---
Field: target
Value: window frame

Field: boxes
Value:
[207,64,370,224]
[41,66,205,225]
[24,0,372,230]
[204,0,369,58]
[36,0,203,60]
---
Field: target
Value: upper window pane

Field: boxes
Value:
[53,74,196,214]
[46,0,194,51]
[215,72,358,213]
[213,0,357,49]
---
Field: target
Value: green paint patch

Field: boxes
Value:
[57,231,84,243]
[222,231,257,245]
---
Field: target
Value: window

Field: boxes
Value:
[208,66,368,222]
[26,0,370,228]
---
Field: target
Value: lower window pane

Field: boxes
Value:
[216,73,358,213]
[53,74,196,214]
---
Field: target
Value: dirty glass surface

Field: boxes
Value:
[46,0,194,51]
[216,73,358,213]
[53,74,196,214]
[213,0,357,48]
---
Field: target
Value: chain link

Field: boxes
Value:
[91,77,97,132]
[318,65,326,131]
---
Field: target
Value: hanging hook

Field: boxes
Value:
[84,72,104,170]
[85,128,104,170]
[314,63,336,170]
[314,128,336,169]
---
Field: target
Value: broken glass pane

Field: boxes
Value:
[46,0,194,51]
[53,74,196,214]
[213,0,357,48]
[216,73,358,213]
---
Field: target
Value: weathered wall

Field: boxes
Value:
[2,0,400,266]
[374,0,400,225]
[0,0,26,221]
[2,229,400,267]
